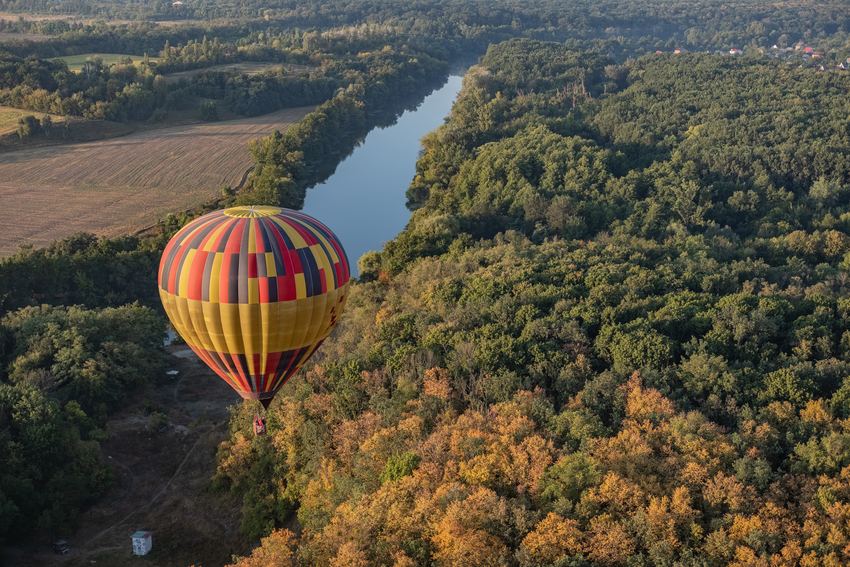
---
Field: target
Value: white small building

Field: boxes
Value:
[132,531,152,556]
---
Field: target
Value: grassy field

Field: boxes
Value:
[53,53,159,72]
[0,11,138,24]
[0,106,312,255]
[0,106,65,134]
[0,11,75,21]
[162,61,312,83]
[0,11,242,25]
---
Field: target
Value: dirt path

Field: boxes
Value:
[0,105,312,256]
[82,431,207,549]
[3,346,251,566]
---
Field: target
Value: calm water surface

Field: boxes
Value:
[302,75,463,275]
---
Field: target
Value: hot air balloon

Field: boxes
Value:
[158,205,350,426]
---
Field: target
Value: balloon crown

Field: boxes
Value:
[223,205,283,218]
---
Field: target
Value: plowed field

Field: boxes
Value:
[0,105,312,255]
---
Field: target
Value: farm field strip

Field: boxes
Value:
[0,31,48,41]
[0,11,80,21]
[0,106,65,134]
[0,11,139,24]
[0,106,313,255]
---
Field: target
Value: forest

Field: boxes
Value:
[0,31,450,122]
[220,40,850,565]
[1,0,850,564]
[1,0,849,51]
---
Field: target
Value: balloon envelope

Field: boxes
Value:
[158,205,350,405]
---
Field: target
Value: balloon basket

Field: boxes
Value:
[253,414,267,436]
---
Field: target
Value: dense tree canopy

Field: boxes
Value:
[0,303,165,543]
[2,0,850,561]
[224,39,850,565]
[1,0,848,52]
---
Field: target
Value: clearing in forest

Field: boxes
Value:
[0,105,313,255]
[52,53,160,72]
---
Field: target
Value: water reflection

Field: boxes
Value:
[301,75,463,276]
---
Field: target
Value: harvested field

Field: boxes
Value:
[0,105,313,255]
[161,61,312,83]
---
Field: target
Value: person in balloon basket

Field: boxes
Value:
[253,415,267,435]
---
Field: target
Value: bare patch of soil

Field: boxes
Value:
[4,345,252,566]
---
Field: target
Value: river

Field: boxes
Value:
[301,74,464,276]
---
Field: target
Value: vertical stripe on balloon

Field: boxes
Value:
[159,206,350,403]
